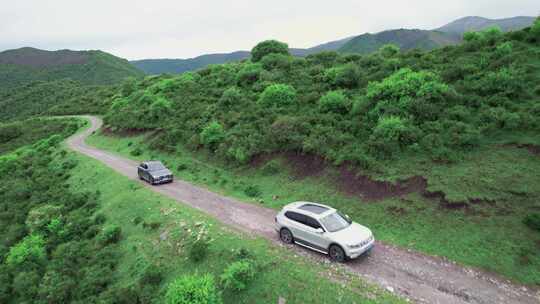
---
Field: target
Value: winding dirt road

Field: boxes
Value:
[67,116,539,304]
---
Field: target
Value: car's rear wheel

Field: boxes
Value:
[329,245,346,262]
[279,228,293,244]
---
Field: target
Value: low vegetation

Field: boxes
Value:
[0,120,402,303]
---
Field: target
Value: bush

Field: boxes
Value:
[369,116,411,158]
[260,53,292,70]
[140,266,163,286]
[6,234,46,266]
[523,213,540,232]
[251,40,289,63]
[97,225,122,245]
[319,91,349,114]
[165,275,221,304]
[200,122,225,151]
[189,228,211,262]
[244,185,262,197]
[530,17,540,39]
[220,261,255,291]
[366,68,450,123]
[324,63,361,89]
[236,63,262,87]
[379,44,400,58]
[219,87,243,108]
[130,147,142,156]
[495,41,513,58]
[258,84,297,107]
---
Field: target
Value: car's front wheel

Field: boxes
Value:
[279,228,294,244]
[329,245,346,262]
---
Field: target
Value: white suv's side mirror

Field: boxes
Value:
[315,228,324,234]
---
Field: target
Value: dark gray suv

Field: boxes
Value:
[137,161,173,185]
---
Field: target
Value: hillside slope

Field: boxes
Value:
[339,29,460,53]
[0,47,144,88]
[437,16,536,35]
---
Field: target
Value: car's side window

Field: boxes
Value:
[304,216,323,230]
[285,211,306,225]
[285,212,322,230]
[141,163,147,169]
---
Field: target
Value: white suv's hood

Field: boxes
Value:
[330,223,372,244]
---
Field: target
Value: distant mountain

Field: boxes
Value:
[0,47,144,89]
[339,29,459,54]
[131,36,354,74]
[131,16,536,74]
[436,16,536,36]
[131,51,251,75]
[339,16,535,54]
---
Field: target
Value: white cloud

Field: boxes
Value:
[0,0,537,60]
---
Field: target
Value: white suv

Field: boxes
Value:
[275,201,374,262]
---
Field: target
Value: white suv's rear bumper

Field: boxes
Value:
[346,239,375,259]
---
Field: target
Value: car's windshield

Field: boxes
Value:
[320,211,351,232]
[148,162,166,171]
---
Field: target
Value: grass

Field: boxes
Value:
[67,149,404,303]
[87,130,540,285]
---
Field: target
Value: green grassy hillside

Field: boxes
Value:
[0,120,402,304]
[96,21,540,283]
[0,79,116,122]
[0,47,144,89]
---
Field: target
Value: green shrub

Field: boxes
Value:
[495,41,513,57]
[25,204,63,233]
[165,275,221,304]
[379,44,400,58]
[530,17,540,39]
[6,234,46,266]
[177,163,188,171]
[244,185,262,197]
[251,40,289,63]
[130,147,143,156]
[220,261,255,291]
[189,230,211,262]
[319,91,349,114]
[200,122,225,151]
[98,225,122,245]
[369,116,411,158]
[236,63,262,87]
[140,266,163,286]
[523,213,540,232]
[219,87,243,108]
[324,63,361,89]
[258,84,297,107]
[261,53,292,70]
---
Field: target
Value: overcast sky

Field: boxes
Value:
[1,1,537,60]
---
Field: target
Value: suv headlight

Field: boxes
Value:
[347,244,361,249]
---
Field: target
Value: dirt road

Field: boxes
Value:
[67,116,539,304]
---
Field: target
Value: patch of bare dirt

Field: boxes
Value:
[284,152,327,179]
[100,126,149,137]
[337,165,427,201]
[502,143,540,155]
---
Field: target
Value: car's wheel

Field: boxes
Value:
[329,245,346,262]
[279,228,294,244]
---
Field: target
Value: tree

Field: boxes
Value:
[251,40,289,63]
[258,84,297,107]
[219,87,243,108]
[319,91,349,114]
[6,234,46,266]
[379,44,400,58]
[200,122,225,150]
[165,275,221,304]
[324,63,361,89]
